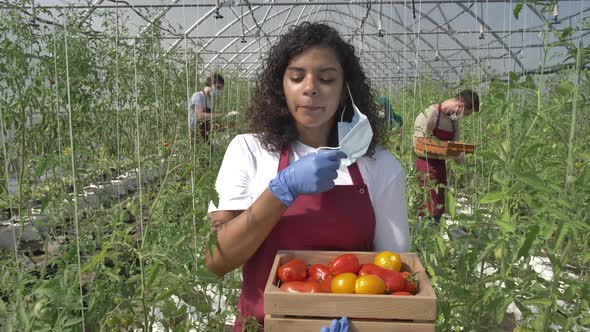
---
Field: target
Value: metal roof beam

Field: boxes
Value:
[78,0,104,24]
[456,2,524,70]
[238,3,318,73]
[141,27,586,39]
[134,0,181,43]
[16,1,584,10]
[166,7,217,54]
[324,8,455,79]
[202,5,293,71]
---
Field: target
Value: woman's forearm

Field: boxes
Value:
[205,189,288,277]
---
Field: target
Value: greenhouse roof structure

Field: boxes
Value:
[7,0,590,84]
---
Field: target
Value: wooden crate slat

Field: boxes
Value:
[265,292,436,320]
[265,315,435,332]
[415,137,476,157]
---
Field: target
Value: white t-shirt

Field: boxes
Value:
[188,91,212,129]
[208,134,410,252]
[413,104,460,144]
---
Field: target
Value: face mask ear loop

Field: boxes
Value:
[341,82,355,122]
[346,82,355,105]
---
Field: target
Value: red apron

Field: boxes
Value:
[234,145,376,331]
[416,103,455,218]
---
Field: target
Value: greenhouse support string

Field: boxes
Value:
[62,10,86,330]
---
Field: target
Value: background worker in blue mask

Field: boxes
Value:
[188,73,225,143]
[377,95,403,130]
[377,95,404,148]
[204,22,409,331]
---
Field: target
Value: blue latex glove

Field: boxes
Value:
[269,149,346,206]
[320,317,349,332]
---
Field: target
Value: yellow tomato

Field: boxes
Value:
[374,251,402,271]
[355,275,386,294]
[331,273,357,293]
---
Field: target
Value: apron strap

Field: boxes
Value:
[435,103,442,129]
[278,145,290,172]
[347,163,364,186]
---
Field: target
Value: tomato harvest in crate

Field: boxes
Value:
[264,250,437,332]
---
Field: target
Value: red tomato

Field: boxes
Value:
[328,254,360,275]
[400,271,410,280]
[358,263,405,292]
[280,281,321,293]
[307,264,331,282]
[319,275,333,293]
[404,279,417,294]
[277,258,307,283]
[391,291,412,296]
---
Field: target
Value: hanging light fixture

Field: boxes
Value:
[378,1,385,37]
[552,2,559,24]
[434,28,440,61]
[214,0,224,19]
[479,23,485,40]
[478,2,485,39]
[240,1,246,42]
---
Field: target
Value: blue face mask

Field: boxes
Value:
[211,87,222,97]
[317,84,374,166]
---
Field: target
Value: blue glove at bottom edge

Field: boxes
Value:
[320,317,349,332]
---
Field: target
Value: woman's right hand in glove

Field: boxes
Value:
[269,149,347,207]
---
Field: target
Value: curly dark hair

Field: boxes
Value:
[247,22,385,155]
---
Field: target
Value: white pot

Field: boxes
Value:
[0,222,18,250]
[27,208,50,234]
[143,168,156,184]
[83,184,99,195]
[98,182,115,197]
[111,179,128,197]
[63,193,86,219]
[124,171,138,191]
[0,219,40,248]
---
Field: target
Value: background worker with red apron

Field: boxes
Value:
[204,23,410,331]
[413,90,481,224]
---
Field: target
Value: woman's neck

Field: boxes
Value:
[295,122,334,148]
[440,99,457,114]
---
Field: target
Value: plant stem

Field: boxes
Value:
[565,41,583,191]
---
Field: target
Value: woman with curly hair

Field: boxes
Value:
[205,22,409,331]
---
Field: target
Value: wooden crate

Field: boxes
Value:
[264,250,436,332]
[415,137,476,158]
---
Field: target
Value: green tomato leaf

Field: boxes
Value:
[480,191,506,204]
[513,3,523,19]
[518,172,549,193]
[517,225,540,259]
